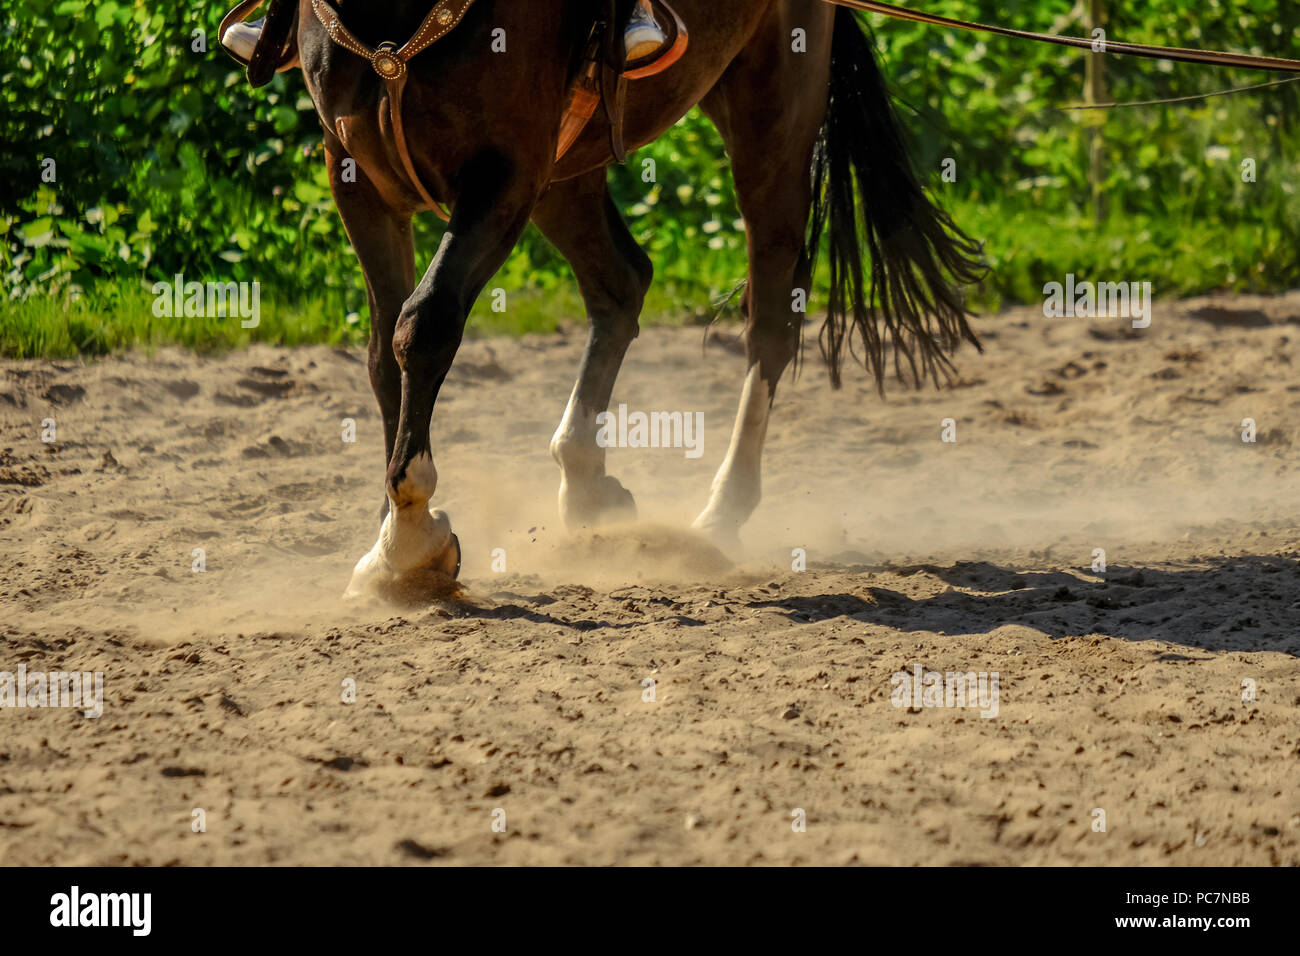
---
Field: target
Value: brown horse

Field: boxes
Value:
[278,0,983,598]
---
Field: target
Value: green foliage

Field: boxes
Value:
[2,0,1298,356]
[2,0,362,316]
[870,0,1300,298]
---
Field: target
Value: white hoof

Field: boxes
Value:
[690,509,742,555]
[559,474,637,531]
[345,506,461,603]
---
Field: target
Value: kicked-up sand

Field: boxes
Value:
[0,292,1297,864]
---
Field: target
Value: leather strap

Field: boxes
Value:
[601,0,627,163]
[556,30,605,162]
[305,0,692,212]
[310,0,477,75]
[310,0,479,220]
[830,0,1300,74]
[385,75,451,220]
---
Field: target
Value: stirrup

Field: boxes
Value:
[219,0,299,75]
[622,0,688,79]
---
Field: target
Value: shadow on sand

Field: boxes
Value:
[746,555,1299,655]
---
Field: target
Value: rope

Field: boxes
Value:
[827,0,1300,73]
[1058,76,1300,111]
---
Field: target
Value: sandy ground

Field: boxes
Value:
[1,292,1298,866]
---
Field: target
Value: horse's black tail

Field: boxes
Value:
[807,7,986,391]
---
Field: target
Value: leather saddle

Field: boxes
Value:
[556,0,689,163]
[219,0,688,216]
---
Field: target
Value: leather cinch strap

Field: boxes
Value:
[830,0,1300,74]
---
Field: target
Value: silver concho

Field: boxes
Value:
[372,47,405,79]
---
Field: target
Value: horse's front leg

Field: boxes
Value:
[346,155,537,601]
[325,142,412,526]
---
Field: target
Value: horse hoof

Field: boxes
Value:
[598,475,637,522]
[690,511,742,556]
[344,507,462,603]
[445,532,462,579]
[558,475,637,531]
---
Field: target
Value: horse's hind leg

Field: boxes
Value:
[691,7,833,548]
[532,170,651,529]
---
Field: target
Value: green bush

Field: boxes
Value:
[870,0,1300,304]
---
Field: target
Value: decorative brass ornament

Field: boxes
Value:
[371,44,405,78]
